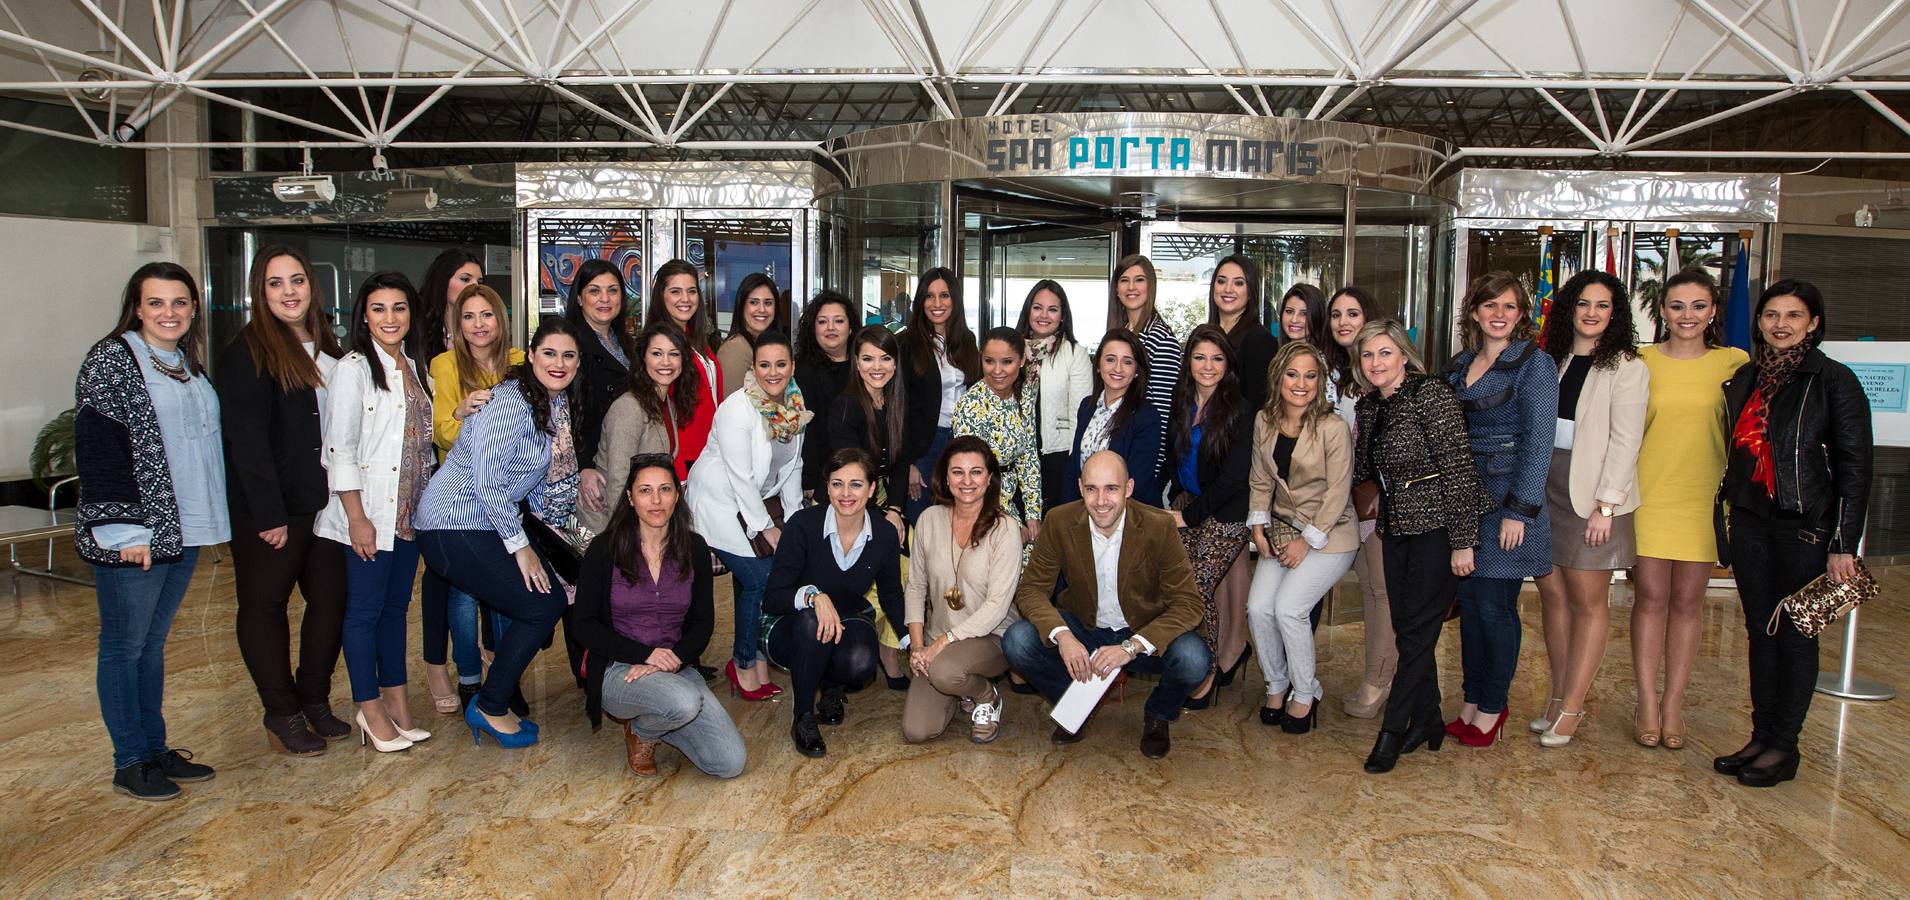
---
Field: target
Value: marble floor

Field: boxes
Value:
[4,547,1907,898]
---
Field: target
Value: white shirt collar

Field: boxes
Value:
[823,506,872,549]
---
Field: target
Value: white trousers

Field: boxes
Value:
[1247,548,1357,703]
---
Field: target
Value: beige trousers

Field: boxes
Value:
[900,635,1008,743]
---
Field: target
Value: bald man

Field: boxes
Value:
[1003,451,1209,758]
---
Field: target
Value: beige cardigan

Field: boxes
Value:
[581,391,675,534]
[1247,411,1358,553]
[904,504,1023,641]
[1560,354,1650,517]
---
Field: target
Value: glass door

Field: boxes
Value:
[1141,222,1345,343]
[680,209,800,328]
[956,190,1117,345]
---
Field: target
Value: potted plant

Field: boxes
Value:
[30,408,76,491]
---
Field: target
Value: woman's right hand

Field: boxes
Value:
[1451,547,1476,577]
[645,647,682,672]
[454,388,492,421]
[515,545,551,593]
[258,526,288,550]
[908,465,925,500]
[763,525,782,553]
[812,594,842,644]
[1251,526,1273,558]
[119,545,152,571]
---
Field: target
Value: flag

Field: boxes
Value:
[1533,229,1555,337]
[1605,233,1617,275]
[1725,233,1753,350]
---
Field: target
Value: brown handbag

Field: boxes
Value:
[1768,559,1878,639]
[740,497,786,558]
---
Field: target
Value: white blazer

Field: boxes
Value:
[1035,339,1094,454]
[315,346,429,551]
[686,390,806,557]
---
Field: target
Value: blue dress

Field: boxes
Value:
[1444,340,1557,579]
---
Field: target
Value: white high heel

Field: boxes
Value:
[394,723,432,743]
[1529,697,1564,734]
[355,710,415,753]
[1539,710,1588,748]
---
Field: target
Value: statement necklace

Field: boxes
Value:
[148,349,192,384]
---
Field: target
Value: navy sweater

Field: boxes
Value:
[763,504,905,629]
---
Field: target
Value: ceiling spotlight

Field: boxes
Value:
[385,186,438,212]
[272,174,336,203]
[77,68,110,102]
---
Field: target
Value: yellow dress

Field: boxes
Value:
[1634,344,1750,562]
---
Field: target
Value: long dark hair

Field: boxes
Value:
[1542,270,1638,370]
[1015,279,1077,351]
[1206,254,1265,347]
[563,257,635,360]
[796,289,856,363]
[241,244,342,392]
[931,435,1008,547]
[1653,267,1728,347]
[417,248,482,360]
[648,258,716,354]
[1277,282,1326,346]
[347,271,427,393]
[1323,286,1383,396]
[603,453,697,581]
[1108,254,1160,332]
[512,316,588,446]
[111,262,208,375]
[899,267,980,381]
[1460,271,1537,350]
[1753,279,1827,351]
[978,326,1029,398]
[1170,324,1244,471]
[847,325,906,467]
[1091,328,1150,437]
[725,273,789,346]
[624,321,701,436]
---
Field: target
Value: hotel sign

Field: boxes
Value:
[982,116,1321,176]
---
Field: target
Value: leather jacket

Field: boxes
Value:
[1720,348,1873,554]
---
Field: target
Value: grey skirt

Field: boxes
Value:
[1547,448,1637,571]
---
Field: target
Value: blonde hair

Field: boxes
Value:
[1261,340,1335,430]
[449,284,514,396]
[1350,319,1424,393]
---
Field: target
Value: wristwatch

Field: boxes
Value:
[1119,638,1142,658]
[1597,503,1615,518]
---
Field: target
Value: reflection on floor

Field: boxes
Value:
[5,549,1907,896]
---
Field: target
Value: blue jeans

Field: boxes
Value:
[340,539,420,703]
[1456,576,1523,715]
[94,547,200,769]
[421,568,483,684]
[713,548,772,667]
[416,530,565,718]
[601,665,747,778]
[904,426,952,523]
[1001,610,1211,723]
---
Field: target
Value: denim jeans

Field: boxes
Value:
[416,529,565,718]
[713,548,772,668]
[421,568,483,683]
[94,547,200,769]
[340,539,420,703]
[1001,610,1211,722]
[601,665,747,778]
[1457,575,1523,715]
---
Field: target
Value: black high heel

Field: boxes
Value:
[1259,690,1289,726]
[1737,749,1800,787]
[1213,651,1250,688]
[1281,701,1318,734]
[1713,738,1766,775]
[1401,717,1446,754]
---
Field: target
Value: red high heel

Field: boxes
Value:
[725,660,776,702]
[1459,708,1507,747]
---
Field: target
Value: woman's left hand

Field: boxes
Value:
[347,513,378,561]
[886,509,906,543]
[579,468,606,512]
[1023,518,1042,545]
[1827,553,1858,585]
[1276,538,1309,569]
[1499,518,1525,552]
[1583,512,1611,548]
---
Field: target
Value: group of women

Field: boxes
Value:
[78,245,1870,800]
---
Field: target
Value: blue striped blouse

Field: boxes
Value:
[412,381,557,553]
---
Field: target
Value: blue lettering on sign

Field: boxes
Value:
[1169,137,1191,169]
[1119,136,1140,168]
[1093,136,1116,168]
[1145,136,1165,167]
[1849,362,1910,413]
[1069,137,1090,168]
[981,123,1318,176]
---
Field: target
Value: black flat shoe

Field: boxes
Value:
[1365,730,1405,774]
[1737,750,1800,788]
[790,714,826,757]
[1259,705,1289,727]
[112,760,181,801]
[1281,703,1318,735]
[818,686,846,726]
[1713,738,1766,775]
[1008,679,1040,695]
[1051,723,1086,745]
[153,748,214,783]
[302,704,352,741]
[1140,715,1172,759]
[885,674,910,691]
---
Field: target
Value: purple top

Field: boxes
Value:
[610,555,691,648]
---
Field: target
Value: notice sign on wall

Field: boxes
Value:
[1849,362,1909,413]
[1823,341,1910,448]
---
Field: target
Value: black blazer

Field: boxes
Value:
[1720,348,1873,554]
[568,532,715,729]
[1167,405,1257,527]
[764,504,905,629]
[827,394,908,512]
[575,327,631,467]
[795,355,852,493]
[216,337,328,529]
[900,333,957,472]
[1230,324,1281,411]
[1062,394,1164,506]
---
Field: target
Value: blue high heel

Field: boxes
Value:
[464,702,539,749]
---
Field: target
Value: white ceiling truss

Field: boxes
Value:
[0,0,1908,164]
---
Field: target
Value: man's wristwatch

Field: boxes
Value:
[1119,638,1142,658]
[1597,503,1615,518]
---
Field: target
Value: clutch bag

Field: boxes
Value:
[1265,519,1303,547]
[1768,559,1878,639]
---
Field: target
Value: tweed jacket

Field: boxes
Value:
[1353,374,1494,549]
[1444,340,1558,579]
[1013,499,1203,655]
[74,335,186,566]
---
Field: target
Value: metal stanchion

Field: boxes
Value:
[1816,606,1896,701]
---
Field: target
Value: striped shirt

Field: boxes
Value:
[413,380,558,553]
[1136,319,1181,415]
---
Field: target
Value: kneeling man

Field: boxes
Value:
[1003,451,1210,758]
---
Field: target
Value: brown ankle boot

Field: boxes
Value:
[263,713,326,757]
[624,725,659,777]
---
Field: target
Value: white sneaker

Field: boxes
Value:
[969,689,1003,743]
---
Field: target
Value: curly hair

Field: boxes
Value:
[1540,270,1638,370]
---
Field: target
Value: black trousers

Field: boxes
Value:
[230,511,348,717]
[1727,506,1828,752]
[1380,528,1458,733]
[764,608,878,721]
[1039,451,1068,518]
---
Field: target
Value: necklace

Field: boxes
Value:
[944,512,973,611]
[148,350,192,383]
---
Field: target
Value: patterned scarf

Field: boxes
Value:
[1732,343,1810,497]
[743,371,814,442]
[1025,334,1057,384]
